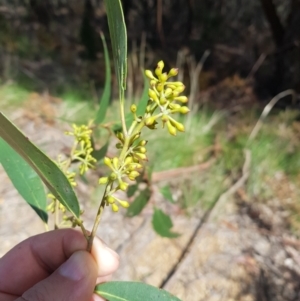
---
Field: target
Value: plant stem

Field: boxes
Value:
[76,219,89,240]
[128,120,137,135]
[86,183,110,252]
[120,90,127,136]
[119,136,130,162]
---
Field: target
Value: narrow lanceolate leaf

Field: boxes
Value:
[104,0,127,93]
[0,138,48,223]
[0,113,80,217]
[95,281,181,301]
[152,208,180,238]
[95,32,111,124]
[126,188,151,217]
[136,71,150,116]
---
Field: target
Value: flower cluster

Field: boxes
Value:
[98,143,145,212]
[98,61,189,213]
[65,124,97,175]
[48,123,96,218]
[144,60,189,135]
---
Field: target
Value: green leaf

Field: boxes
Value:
[104,0,127,96]
[160,185,175,204]
[152,208,180,238]
[0,113,80,217]
[126,183,138,197]
[136,71,150,116]
[92,141,109,162]
[95,281,181,301]
[95,32,111,124]
[0,138,48,223]
[126,188,151,217]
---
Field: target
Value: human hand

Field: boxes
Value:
[0,229,119,301]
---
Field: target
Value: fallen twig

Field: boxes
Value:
[208,149,251,221]
[151,158,214,183]
[248,89,296,142]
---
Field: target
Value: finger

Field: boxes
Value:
[91,237,119,277]
[96,274,112,284]
[16,251,97,301]
[0,229,87,295]
[0,292,18,301]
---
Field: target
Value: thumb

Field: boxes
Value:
[17,251,97,301]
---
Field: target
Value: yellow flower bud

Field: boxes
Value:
[138,140,148,146]
[134,153,147,161]
[115,142,123,149]
[107,196,115,204]
[135,163,143,169]
[110,172,117,180]
[156,83,164,92]
[118,200,130,208]
[166,84,176,90]
[99,177,108,184]
[125,156,133,165]
[174,85,185,93]
[168,68,178,77]
[126,166,133,172]
[104,157,113,167]
[112,203,119,212]
[145,117,155,126]
[155,60,164,77]
[146,105,152,113]
[158,60,164,68]
[169,103,181,110]
[130,104,137,113]
[167,121,177,136]
[148,89,158,102]
[164,88,173,97]
[136,146,147,154]
[150,80,156,86]
[130,132,141,144]
[175,123,185,132]
[175,96,188,103]
[145,70,155,80]
[128,171,140,179]
[159,72,168,82]
[172,81,184,86]
[128,163,143,170]
[119,181,129,191]
[179,106,190,114]
[170,118,185,132]
[159,96,167,105]
[112,157,119,170]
